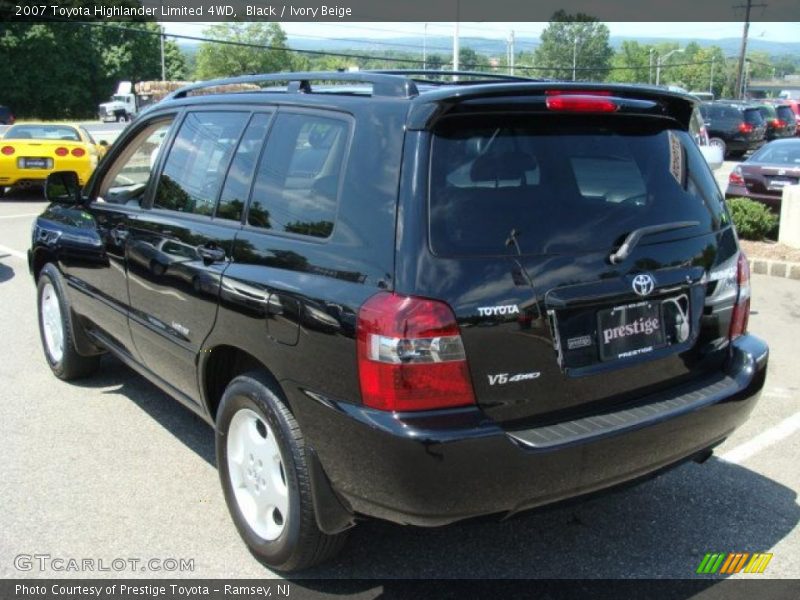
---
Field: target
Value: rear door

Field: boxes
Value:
[125,109,266,400]
[410,113,737,426]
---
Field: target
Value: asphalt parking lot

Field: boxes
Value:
[0,175,798,581]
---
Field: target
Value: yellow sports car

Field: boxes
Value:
[0,123,107,198]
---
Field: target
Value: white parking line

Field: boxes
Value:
[0,213,40,220]
[0,244,26,260]
[720,410,800,464]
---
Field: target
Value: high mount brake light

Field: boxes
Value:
[545,94,618,113]
[356,292,476,412]
[729,253,751,340]
[545,90,613,96]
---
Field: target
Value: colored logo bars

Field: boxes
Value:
[696,552,773,574]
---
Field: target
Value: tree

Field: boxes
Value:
[163,39,188,80]
[0,13,167,119]
[609,41,654,84]
[194,23,295,79]
[534,10,613,81]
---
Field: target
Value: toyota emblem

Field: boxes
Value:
[632,273,655,297]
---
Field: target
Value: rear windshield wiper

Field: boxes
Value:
[609,221,699,265]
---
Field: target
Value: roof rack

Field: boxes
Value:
[369,69,544,84]
[166,71,420,101]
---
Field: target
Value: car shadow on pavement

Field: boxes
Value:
[71,354,216,466]
[0,257,14,283]
[70,354,799,581]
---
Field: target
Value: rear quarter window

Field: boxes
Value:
[428,116,728,257]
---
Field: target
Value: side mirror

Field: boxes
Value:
[700,144,724,171]
[99,140,109,147]
[45,171,82,204]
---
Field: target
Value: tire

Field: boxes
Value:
[708,137,727,159]
[216,372,348,572]
[37,264,101,380]
[0,186,5,198]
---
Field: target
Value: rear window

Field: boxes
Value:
[775,106,796,122]
[429,116,727,257]
[744,108,766,125]
[750,142,800,165]
[5,124,80,141]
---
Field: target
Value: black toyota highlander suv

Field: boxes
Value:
[28,71,768,572]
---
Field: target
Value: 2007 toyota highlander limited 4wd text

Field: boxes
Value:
[29,72,768,572]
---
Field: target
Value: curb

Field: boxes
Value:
[750,258,800,280]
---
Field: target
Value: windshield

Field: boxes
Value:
[112,95,129,102]
[429,116,727,257]
[5,125,80,141]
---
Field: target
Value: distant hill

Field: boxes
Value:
[175,34,799,59]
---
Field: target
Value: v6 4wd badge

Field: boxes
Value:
[488,372,541,386]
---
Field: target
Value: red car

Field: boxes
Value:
[726,138,800,211]
[768,99,800,136]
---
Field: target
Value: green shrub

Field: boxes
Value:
[725,197,779,241]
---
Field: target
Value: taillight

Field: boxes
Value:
[546,94,618,113]
[356,292,476,412]
[729,253,751,340]
[738,122,754,134]
[71,147,85,157]
[772,119,786,128]
[728,166,745,186]
[54,147,68,156]
[1,146,14,155]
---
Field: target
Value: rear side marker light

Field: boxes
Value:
[55,147,68,156]
[1,146,14,155]
[357,292,476,412]
[546,94,618,113]
[729,253,751,340]
[71,147,85,157]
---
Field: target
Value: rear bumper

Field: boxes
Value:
[289,334,767,527]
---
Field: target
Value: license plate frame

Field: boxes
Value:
[21,157,50,169]
[597,299,667,361]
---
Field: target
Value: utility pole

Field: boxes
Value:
[423,23,427,70]
[734,0,767,99]
[453,21,460,73]
[709,56,715,95]
[508,30,515,76]
[572,36,578,81]
[160,25,166,81]
[649,48,654,85]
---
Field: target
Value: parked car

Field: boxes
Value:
[0,123,107,198]
[726,138,800,211]
[29,72,768,572]
[0,105,14,125]
[753,102,797,140]
[699,101,767,158]
[767,99,800,137]
[690,106,723,169]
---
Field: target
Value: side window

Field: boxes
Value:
[217,112,272,222]
[248,113,348,238]
[97,118,174,205]
[154,111,249,216]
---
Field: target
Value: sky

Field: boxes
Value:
[161,21,799,45]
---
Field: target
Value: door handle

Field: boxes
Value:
[197,244,226,263]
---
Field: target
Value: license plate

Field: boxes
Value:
[598,300,666,361]
[22,158,50,169]
[768,177,796,190]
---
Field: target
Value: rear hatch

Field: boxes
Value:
[742,107,768,143]
[412,98,739,426]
